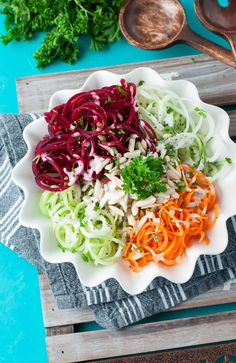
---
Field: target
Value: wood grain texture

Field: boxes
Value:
[39,274,95,326]
[39,274,236,328]
[228,110,236,137]
[46,311,236,362]
[16,54,236,114]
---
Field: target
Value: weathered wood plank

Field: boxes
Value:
[229,110,236,137]
[46,311,236,362]
[16,54,236,114]
[46,325,74,337]
[41,290,94,326]
[39,274,95,326]
[39,274,236,328]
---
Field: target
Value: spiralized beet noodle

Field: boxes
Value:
[32,79,157,191]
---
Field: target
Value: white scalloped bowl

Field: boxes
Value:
[12,67,236,295]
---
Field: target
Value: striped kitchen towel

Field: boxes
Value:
[1,113,236,329]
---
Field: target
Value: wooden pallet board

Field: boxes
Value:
[17,54,236,113]
[16,54,236,363]
[39,274,236,328]
[40,274,236,362]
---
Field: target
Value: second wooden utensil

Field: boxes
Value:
[119,0,236,68]
[194,0,236,60]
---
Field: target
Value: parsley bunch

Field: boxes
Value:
[0,0,124,67]
[121,155,167,200]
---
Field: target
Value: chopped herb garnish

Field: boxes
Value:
[138,80,145,86]
[132,245,143,251]
[104,96,113,104]
[116,85,127,96]
[153,235,159,242]
[178,182,187,192]
[194,107,207,119]
[165,143,176,157]
[167,106,174,114]
[225,157,232,164]
[81,253,90,262]
[79,117,85,128]
[114,158,120,167]
[163,125,175,135]
[118,129,125,135]
[121,154,167,200]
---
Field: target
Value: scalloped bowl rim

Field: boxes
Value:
[12,67,236,295]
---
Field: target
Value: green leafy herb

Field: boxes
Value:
[116,85,127,96]
[0,0,124,68]
[163,125,175,135]
[114,158,120,167]
[104,96,113,104]
[165,143,176,157]
[167,106,174,114]
[225,157,232,164]
[118,129,125,135]
[194,107,207,119]
[138,80,145,86]
[132,245,143,251]
[81,253,92,262]
[178,181,187,192]
[121,155,167,200]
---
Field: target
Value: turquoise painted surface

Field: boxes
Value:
[0,0,232,362]
[0,245,47,363]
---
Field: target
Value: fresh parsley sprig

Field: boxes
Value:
[121,154,167,200]
[0,0,124,67]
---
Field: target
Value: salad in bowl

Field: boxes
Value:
[12,68,236,294]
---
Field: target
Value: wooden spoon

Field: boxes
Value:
[194,0,236,60]
[119,0,236,67]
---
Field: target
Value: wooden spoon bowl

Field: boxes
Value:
[194,0,236,59]
[119,0,185,49]
[119,0,236,67]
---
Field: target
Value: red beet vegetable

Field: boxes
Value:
[32,80,157,191]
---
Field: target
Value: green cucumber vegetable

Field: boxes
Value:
[39,186,125,265]
[137,85,230,180]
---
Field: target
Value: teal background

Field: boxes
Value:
[0,1,233,362]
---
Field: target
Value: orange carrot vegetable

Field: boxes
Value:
[123,165,219,271]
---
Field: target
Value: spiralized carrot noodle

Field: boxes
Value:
[123,164,219,272]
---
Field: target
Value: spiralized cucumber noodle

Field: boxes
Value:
[40,186,125,265]
[137,85,229,180]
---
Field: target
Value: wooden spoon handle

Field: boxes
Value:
[227,33,236,61]
[181,26,236,68]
